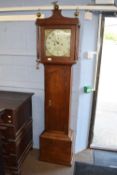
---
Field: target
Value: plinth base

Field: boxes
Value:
[39,130,73,166]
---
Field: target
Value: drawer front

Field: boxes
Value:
[0,125,16,139]
[0,110,14,125]
[3,155,18,167]
[2,121,32,157]
[2,141,16,155]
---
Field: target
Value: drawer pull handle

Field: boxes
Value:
[8,115,12,119]
[8,120,12,124]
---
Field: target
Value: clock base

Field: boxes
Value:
[39,129,73,166]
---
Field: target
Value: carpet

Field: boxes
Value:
[74,162,117,175]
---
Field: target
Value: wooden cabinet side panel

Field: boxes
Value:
[15,98,32,131]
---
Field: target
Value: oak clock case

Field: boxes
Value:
[36,6,80,166]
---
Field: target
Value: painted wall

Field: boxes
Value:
[0,0,99,153]
[0,0,92,7]
[74,12,99,152]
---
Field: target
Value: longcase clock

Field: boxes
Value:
[36,4,80,165]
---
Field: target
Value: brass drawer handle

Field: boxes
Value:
[8,120,12,124]
[8,115,12,119]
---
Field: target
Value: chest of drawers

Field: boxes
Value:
[0,91,33,175]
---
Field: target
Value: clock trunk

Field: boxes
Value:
[39,64,73,165]
[45,65,72,134]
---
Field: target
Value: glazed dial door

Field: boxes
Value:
[45,29,71,57]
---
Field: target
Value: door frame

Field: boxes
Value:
[88,12,116,148]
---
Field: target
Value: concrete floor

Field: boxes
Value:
[91,103,117,150]
[22,149,93,175]
[21,149,117,174]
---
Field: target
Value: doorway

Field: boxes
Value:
[90,16,117,150]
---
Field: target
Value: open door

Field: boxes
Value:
[89,14,117,151]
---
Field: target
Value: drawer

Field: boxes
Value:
[2,140,16,155]
[3,155,18,167]
[0,109,14,125]
[0,125,16,139]
[2,121,32,157]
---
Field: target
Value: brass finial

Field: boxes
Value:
[74,8,80,18]
[36,10,41,18]
[52,1,59,10]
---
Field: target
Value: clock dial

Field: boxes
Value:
[45,29,71,57]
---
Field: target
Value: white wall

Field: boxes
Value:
[0,0,99,152]
[74,12,99,152]
[0,21,45,147]
[0,0,92,7]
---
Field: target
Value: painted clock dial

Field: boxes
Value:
[45,29,71,57]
